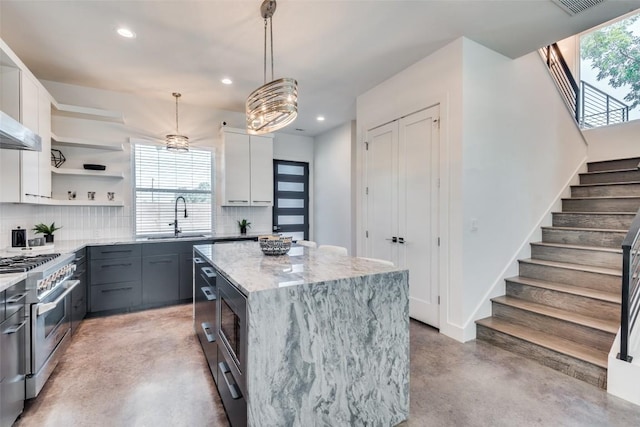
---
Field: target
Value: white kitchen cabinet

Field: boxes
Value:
[365,106,440,327]
[221,129,273,206]
[0,72,50,203]
[37,87,52,200]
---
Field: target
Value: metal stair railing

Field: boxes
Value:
[539,43,580,123]
[620,206,640,363]
[580,80,630,128]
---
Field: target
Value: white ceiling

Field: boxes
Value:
[1,0,639,136]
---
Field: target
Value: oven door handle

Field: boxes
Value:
[37,280,80,316]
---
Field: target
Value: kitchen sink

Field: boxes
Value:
[142,234,208,240]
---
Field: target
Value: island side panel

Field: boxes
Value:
[246,270,409,426]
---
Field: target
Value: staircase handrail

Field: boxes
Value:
[580,80,630,128]
[620,205,640,363]
[539,43,580,123]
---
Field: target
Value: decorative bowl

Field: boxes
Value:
[259,235,292,256]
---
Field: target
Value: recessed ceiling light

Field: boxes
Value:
[221,78,233,85]
[317,116,325,122]
[116,27,136,39]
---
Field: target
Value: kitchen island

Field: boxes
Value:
[194,241,409,426]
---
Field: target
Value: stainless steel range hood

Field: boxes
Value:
[0,110,41,151]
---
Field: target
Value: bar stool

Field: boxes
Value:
[296,240,317,248]
[317,245,348,256]
[357,257,394,267]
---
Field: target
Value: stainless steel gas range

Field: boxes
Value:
[0,252,77,398]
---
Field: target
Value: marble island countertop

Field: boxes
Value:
[0,272,28,292]
[194,241,401,295]
[194,241,410,425]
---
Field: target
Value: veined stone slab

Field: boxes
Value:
[195,242,410,426]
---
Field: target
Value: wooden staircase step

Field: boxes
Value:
[579,168,640,184]
[541,226,626,248]
[587,157,640,172]
[505,276,620,321]
[552,212,635,229]
[476,317,608,388]
[491,296,617,352]
[518,258,621,293]
[571,181,640,197]
[530,242,622,269]
[562,197,640,213]
[492,295,619,334]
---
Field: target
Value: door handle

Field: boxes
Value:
[200,286,216,301]
[201,322,216,342]
[4,319,28,335]
[218,362,242,400]
[37,280,80,316]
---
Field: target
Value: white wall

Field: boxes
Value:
[583,120,640,162]
[356,37,588,342]
[314,121,355,252]
[460,39,588,340]
[357,38,464,339]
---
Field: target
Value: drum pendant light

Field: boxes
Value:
[246,0,298,135]
[166,92,189,152]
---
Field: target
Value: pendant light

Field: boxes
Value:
[166,92,189,152]
[246,0,298,135]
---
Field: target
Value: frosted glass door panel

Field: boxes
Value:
[277,182,304,192]
[278,199,304,208]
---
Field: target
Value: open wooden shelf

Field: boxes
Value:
[51,167,124,179]
[44,199,125,206]
[51,133,124,151]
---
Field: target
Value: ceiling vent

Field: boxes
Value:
[551,0,607,16]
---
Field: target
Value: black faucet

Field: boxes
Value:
[170,196,188,237]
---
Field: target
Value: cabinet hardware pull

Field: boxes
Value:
[398,237,405,244]
[102,287,133,293]
[101,250,132,254]
[201,322,216,343]
[3,319,27,335]
[201,267,216,278]
[101,263,132,268]
[386,237,398,243]
[6,292,27,304]
[252,200,271,203]
[228,200,248,203]
[218,362,242,400]
[201,286,216,301]
[149,260,173,264]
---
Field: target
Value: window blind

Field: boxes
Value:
[134,144,213,236]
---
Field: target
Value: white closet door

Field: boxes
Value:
[398,106,440,327]
[365,121,398,264]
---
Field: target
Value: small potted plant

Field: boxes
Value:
[32,222,62,243]
[237,219,251,235]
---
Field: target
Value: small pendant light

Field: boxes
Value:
[246,0,298,135]
[166,92,189,152]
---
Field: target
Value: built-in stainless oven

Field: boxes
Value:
[24,252,77,399]
[216,273,247,427]
[31,280,78,375]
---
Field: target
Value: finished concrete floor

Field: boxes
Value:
[16,304,640,427]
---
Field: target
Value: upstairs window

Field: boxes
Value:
[134,144,213,236]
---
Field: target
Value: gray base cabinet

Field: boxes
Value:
[89,245,142,313]
[70,248,87,334]
[0,281,27,427]
[142,254,179,304]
